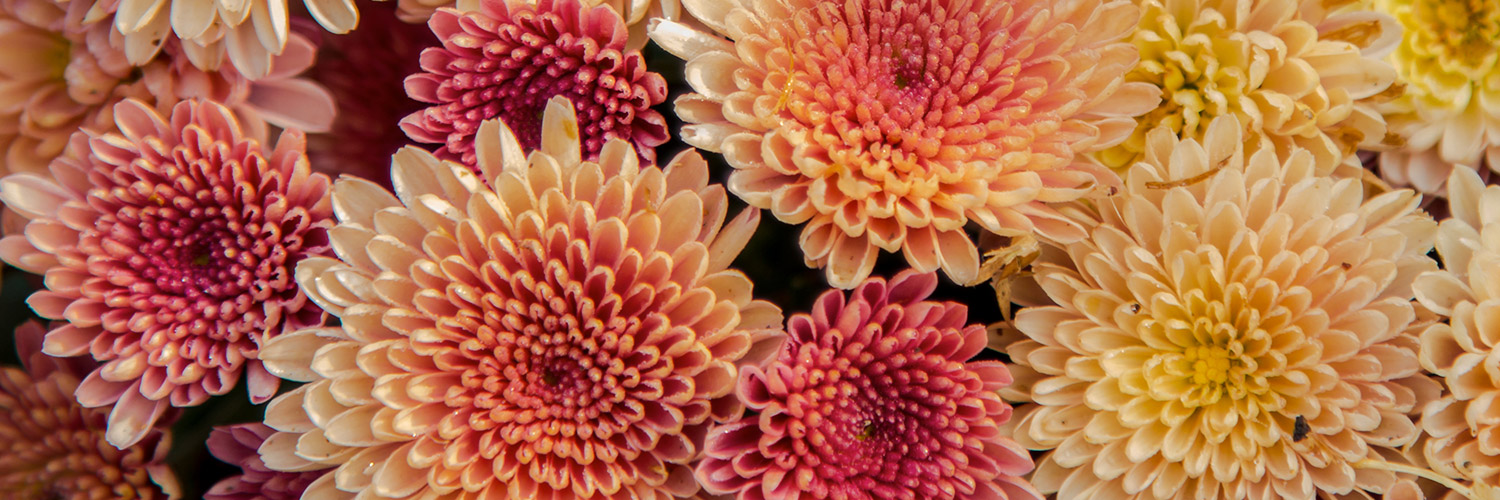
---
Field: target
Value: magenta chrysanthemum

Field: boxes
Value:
[697,270,1038,500]
[206,423,328,500]
[401,0,669,169]
[0,321,179,499]
[0,98,335,449]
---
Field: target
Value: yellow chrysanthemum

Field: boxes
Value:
[1004,118,1439,499]
[1370,0,1500,194]
[1098,0,1399,175]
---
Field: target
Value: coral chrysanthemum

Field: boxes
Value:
[0,321,179,499]
[1370,0,1500,195]
[306,1,433,188]
[1003,118,1439,499]
[1413,167,1500,488]
[696,270,1038,500]
[648,0,1158,288]
[401,0,669,170]
[1096,0,1399,175]
[0,0,336,179]
[256,97,785,499]
[0,98,335,449]
[207,423,328,500]
[398,0,685,49]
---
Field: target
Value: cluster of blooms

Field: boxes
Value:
[0,0,1496,498]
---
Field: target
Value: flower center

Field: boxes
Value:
[1400,0,1499,77]
[1184,344,1235,386]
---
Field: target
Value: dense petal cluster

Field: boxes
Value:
[74,0,366,79]
[1004,119,1439,499]
[649,0,1158,288]
[1371,0,1500,194]
[1413,167,1500,487]
[0,0,336,180]
[0,98,335,449]
[257,97,784,499]
[0,322,178,499]
[401,0,669,171]
[697,270,1037,500]
[207,423,328,500]
[1098,0,1399,174]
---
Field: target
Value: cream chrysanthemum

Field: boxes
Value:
[1097,0,1399,175]
[1370,0,1500,195]
[1413,167,1500,488]
[256,96,785,499]
[649,0,1158,288]
[1004,118,1439,499]
[83,0,362,78]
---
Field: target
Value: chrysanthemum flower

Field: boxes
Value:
[401,0,669,170]
[305,2,433,188]
[697,270,1037,500]
[0,98,335,449]
[74,0,363,79]
[1098,0,1400,175]
[398,0,685,49]
[256,97,784,499]
[1413,167,1500,488]
[0,321,179,499]
[207,423,329,500]
[649,0,1158,288]
[0,0,335,180]
[1370,0,1500,195]
[1004,118,1439,499]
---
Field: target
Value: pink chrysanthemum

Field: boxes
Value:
[401,0,669,170]
[0,321,179,499]
[649,0,1159,288]
[256,97,784,499]
[0,0,335,180]
[207,423,328,500]
[697,270,1038,500]
[0,98,335,449]
[305,2,433,188]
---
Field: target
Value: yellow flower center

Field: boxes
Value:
[1185,344,1234,386]
[1382,0,1500,100]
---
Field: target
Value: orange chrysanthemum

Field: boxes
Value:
[649,0,1158,288]
[1004,118,1438,499]
[256,97,785,499]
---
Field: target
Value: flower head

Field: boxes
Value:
[1004,118,1438,499]
[1371,0,1500,195]
[207,423,328,500]
[401,0,669,171]
[0,98,335,449]
[1097,0,1400,174]
[257,97,784,499]
[697,270,1037,499]
[0,0,336,179]
[1413,167,1500,487]
[0,321,179,499]
[649,0,1158,288]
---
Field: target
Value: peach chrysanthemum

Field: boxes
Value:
[1003,118,1439,499]
[401,0,668,171]
[648,0,1158,288]
[1369,0,1500,195]
[255,97,785,499]
[1096,0,1399,175]
[1413,167,1500,488]
[207,423,328,500]
[697,270,1038,500]
[0,0,336,179]
[0,98,335,449]
[0,321,179,499]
